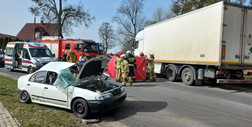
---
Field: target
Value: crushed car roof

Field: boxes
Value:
[39,62,75,73]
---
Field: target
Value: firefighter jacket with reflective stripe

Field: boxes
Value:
[146,57,155,69]
[127,55,136,68]
[66,52,77,63]
[121,59,129,73]
[115,57,122,69]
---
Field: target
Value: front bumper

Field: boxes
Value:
[87,92,127,114]
[16,89,21,95]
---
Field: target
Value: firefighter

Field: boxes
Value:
[66,49,77,63]
[126,50,136,85]
[115,52,122,82]
[121,54,129,86]
[140,52,145,57]
[146,53,155,81]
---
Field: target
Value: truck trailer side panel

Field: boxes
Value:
[222,5,243,65]
[143,2,224,66]
[243,8,252,65]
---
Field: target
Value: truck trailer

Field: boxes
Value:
[133,1,252,85]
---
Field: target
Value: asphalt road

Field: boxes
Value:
[1,66,252,127]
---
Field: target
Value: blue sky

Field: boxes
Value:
[0,0,172,52]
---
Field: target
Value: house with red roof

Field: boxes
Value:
[16,20,58,41]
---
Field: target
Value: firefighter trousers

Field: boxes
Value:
[149,67,155,81]
[122,71,129,86]
[116,68,121,81]
[128,66,135,83]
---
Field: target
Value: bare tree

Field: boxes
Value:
[153,7,166,22]
[29,0,95,37]
[145,7,174,26]
[113,0,145,52]
[98,22,115,53]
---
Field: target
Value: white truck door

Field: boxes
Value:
[222,5,243,65]
[242,8,252,65]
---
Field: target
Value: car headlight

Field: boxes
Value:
[103,93,113,99]
[120,86,125,92]
[95,93,113,100]
[95,95,104,100]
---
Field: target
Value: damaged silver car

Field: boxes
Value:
[17,55,127,118]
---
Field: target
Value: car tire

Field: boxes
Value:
[27,66,33,74]
[72,99,89,118]
[19,91,31,103]
[181,67,195,86]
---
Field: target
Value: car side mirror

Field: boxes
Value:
[53,54,55,57]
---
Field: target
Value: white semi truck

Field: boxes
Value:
[133,1,252,85]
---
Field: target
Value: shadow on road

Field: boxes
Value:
[100,100,168,122]
[196,81,252,93]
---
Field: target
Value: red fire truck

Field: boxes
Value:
[40,36,104,60]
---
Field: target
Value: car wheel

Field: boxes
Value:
[72,99,89,118]
[19,91,31,103]
[181,67,195,86]
[27,66,33,74]
[166,66,176,82]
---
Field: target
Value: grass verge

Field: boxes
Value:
[0,76,77,127]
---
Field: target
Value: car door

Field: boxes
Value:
[43,71,68,107]
[27,71,46,102]
[21,49,31,70]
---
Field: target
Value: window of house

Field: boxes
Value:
[35,32,41,40]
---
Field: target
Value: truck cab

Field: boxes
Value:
[4,41,57,73]
[41,37,105,61]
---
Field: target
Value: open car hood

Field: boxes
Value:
[76,55,110,82]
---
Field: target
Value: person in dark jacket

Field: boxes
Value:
[61,51,68,61]
[126,50,136,85]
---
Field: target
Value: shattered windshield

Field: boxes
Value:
[53,68,76,93]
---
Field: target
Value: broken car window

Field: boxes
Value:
[53,68,76,93]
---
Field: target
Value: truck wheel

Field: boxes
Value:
[72,99,89,118]
[166,66,176,82]
[181,68,195,86]
[27,66,33,74]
